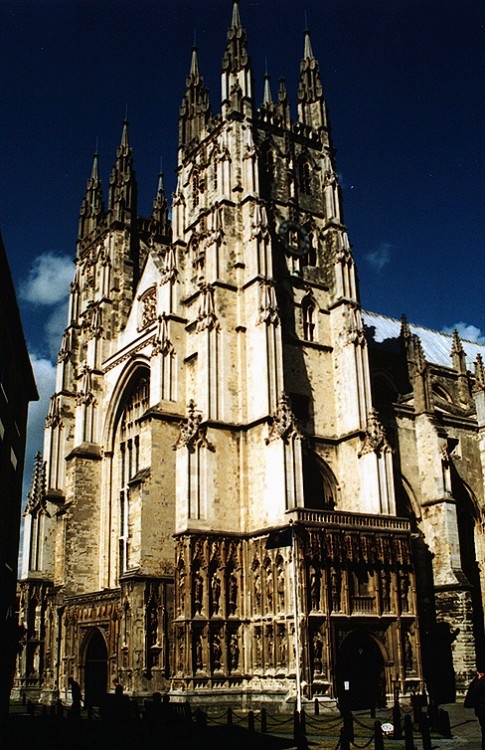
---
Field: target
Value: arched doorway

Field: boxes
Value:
[83,628,108,708]
[336,631,385,710]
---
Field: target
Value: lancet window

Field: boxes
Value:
[298,155,311,195]
[301,293,316,342]
[117,369,150,574]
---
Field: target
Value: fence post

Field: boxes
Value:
[343,711,354,743]
[248,710,255,733]
[314,697,320,715]
[374,721,384,750]
[227,707,232,726]
[437,708,451,739]
[393,699,402,739]
[404,714,414,750]
[293,709,300,741]
[374,720,384,750]
[300,707,306,735]
[261,707,267,733]
[412,694,420,724]
[420,715,432,750]
[340,726,350,750]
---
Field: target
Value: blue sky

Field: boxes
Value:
[1,0,483,496]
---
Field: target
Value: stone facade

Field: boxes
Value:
[16,2,485,710]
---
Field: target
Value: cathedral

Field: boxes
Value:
[17,1,485,710]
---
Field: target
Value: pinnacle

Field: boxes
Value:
[231,0,241,29]
[190,45,199,78]
[303,28,314,60]
[90,151,100,181]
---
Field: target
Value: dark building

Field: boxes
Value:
[0,233,38,720]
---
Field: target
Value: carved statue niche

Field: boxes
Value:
[380,568,391,612]
[309,565,322,611]
[399,570,410,613]
[276,555,285,611]
[312,629,324,674]
[252,558,262,613]
[254,627,262,669]
[176,626,185,674]
[264,558,273,614]
[193,570,204,616]
[193,630,204,672]
[277,624,287,668]
[227,571,238,616]
[177,562,186,617]
[404,625,415,674]
[229,632,240,673]
[329,566,341,612]
[266,624,274,670]
[210,574,222,616]
[211,631,223,672]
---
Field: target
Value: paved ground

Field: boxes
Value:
[0,702,482,750]
[434,704,482,750]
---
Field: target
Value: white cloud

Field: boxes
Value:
[45,301,69,359]
[19,252,73,306]
[365,242,393,272]
[441,322,485,344]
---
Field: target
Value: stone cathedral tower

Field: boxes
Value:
[17,2,485,710]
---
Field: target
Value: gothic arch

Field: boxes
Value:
[372,371,399,410]
[452,472,485,666]
[259,139,275,198]
[297,152,312,195]
[301,291,317,342]
[336,629,387,709]
[81,627,108,708]
[302,450,339,510]
[103,357,151,451]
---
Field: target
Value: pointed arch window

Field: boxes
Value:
[301,293,316,342]
[298,155,312,195]
[116,368,150,574]
[192,170,200,208]
[302,450,337,510]
[260,141,274,198]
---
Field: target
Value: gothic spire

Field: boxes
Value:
[221,0,253,117]
[474,354,485,393]
[276,77,290,127]
[297,26,328,133]
[25,452,46,515]
[151,168,170,239]
[78,151,105,241]
[449,328,467,375]
[263,70,273,108]
[179,45,212,151]
[108,119,138,227]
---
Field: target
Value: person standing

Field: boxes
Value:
[68,676,82,719]
[464,669,485,749]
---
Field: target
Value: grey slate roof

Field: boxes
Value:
[362,310,485,370]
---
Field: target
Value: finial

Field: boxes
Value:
[193,27,197,47]
[231,0,241,28]
[95,136,99,155]
[400,313,411,340]
[304,10,309,31]
[303,25,314,59]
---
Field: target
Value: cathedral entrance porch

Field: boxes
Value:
[336,630,385,711]
[83,628,108,709]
